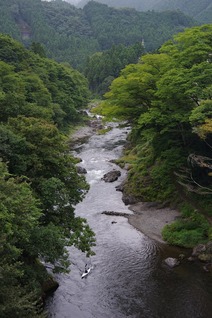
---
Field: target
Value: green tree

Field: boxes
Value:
[101,24,212,209]
[0,34,94,315]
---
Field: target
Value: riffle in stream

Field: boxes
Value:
[47,123,212,318]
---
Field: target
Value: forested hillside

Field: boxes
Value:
[97,24,212,247]
[0,0,195,70]
[0,34,95,317]
[85,42,145,94]
[78,0,212,23]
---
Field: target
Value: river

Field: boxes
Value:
[47,123,212,318]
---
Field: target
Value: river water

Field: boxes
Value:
[47,123,212,318]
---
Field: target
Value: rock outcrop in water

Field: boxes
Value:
[164,257,180,268]
[102,170,121,182]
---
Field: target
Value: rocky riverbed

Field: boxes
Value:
[70,118,180,244]
[70,115,211,271]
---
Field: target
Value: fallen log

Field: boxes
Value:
[101,211,130,217]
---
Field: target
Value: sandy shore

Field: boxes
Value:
[128,202,180,243]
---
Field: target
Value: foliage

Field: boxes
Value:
[101,24,212,245]
[162,210,210,248]
[78,0,212,24]
[85,42,145,95]
[0,34,90,129]
[0,161,46,317]
[0,0,196,70]
[0,35,94,315]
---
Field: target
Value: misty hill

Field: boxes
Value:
[0,0,195,70]
[155,0,212,23]
[77,0,212,23]
[78,0,161,11]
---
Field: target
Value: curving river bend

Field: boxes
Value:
[47,123,212,318]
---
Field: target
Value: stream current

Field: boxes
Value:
[47,123,212,318]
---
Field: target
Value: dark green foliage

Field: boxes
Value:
[0,161,46,317]
[162,209,210,247]
[0,35,94,316]
[29,42,46,58]
[78,0,212,24]
[85,42,145,94]
[100,25,212,246]
[0,34,90,128]
[0,0,195,70]
[83,1,195,52]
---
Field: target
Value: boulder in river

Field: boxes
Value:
[76,166,87,174]
[164,257,180,268]
[102,170,121,182]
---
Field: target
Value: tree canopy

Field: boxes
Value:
[99,24,212,246]
[0,34,94,316]
[0,0,196,70]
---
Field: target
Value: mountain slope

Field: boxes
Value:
[155,0,212,23]
[0,0,196,70]
[77,0,161,11]
[77,0,212,23]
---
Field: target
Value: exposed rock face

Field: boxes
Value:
[115,180,125,192]
[102,170,121,182]
[122,193,139,205]
[115,179,140,205]
[164,257,180,268]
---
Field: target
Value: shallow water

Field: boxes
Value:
[47,124,212,318]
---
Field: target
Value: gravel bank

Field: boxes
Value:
[128,202,180,243]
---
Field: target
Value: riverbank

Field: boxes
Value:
[127,202,180,243]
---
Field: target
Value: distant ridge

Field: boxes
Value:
[77,0,212,23]
[0,0,196,70]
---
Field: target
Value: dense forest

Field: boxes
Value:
[96,24,212,247]
[0,0,211,316]
[77,0,212,23]
[0,34,95,317]
[85,42,145,94]
[0,0,196,70]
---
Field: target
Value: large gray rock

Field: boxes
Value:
[164,257,180,268]
[102,170,121,182]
